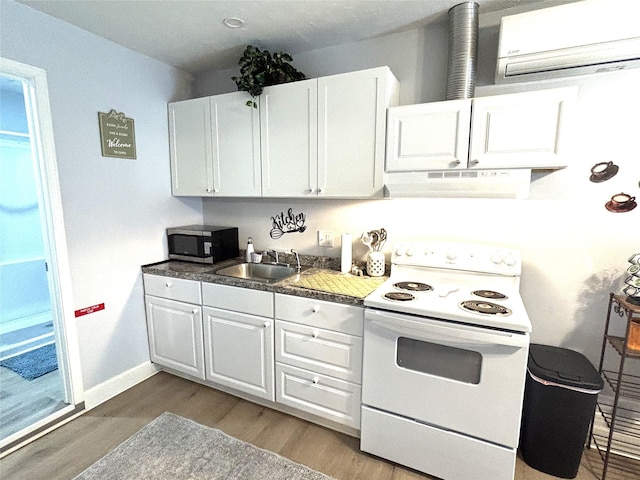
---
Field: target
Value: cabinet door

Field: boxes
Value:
[469,87,576,169]
[275,320,363,383]
[203,306,274,401]
[260,79,318,197]
[168,97,213,196]
[318,67,398,197]
[276,363,361,429]
[145,295,204,379]
[211,92,262,196]
[386,99,471,172]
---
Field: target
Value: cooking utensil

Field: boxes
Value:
[377,228,387,251]
[361,232,374,252]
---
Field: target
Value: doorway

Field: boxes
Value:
[0,59,84,454]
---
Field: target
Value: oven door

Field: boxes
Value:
[362,308,529,448]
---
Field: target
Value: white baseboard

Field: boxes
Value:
[83,361,160,410]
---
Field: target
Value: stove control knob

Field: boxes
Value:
[504,254,517,267]
[395,246,406,256]
[446,251,457,262]
[491,251,504,264]
[406,247,415,257]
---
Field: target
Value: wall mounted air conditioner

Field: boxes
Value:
[496,1,640,83]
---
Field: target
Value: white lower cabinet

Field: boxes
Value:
[202,283,275,401]
[143,274,365,431]
[274,294,364,429]
[203,306,274,401]
[143,275,204,379]
[276,363,362,429]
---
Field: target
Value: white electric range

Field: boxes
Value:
[361,240,531,480]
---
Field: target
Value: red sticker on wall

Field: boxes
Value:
[75,303,105,317]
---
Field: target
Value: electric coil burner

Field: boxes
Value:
[361,240,532,480]
[394,281,433,292]
[384,292,415,301]
[472,289,507,300]
[460,299,512,316]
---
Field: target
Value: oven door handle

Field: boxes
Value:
[366,310,528,348]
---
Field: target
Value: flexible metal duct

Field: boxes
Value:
[446,2,479,100]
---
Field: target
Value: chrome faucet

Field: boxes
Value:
[266,249,279,264]
[266,248,301,272]
[291,249,301,272]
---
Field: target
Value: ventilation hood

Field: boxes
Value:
[384,169,531,199]
[495,1,640,83]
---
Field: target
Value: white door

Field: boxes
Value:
[386,99,471,171]
[168,97,213,196]
[203,306,274,401]
[211,92,262,196]
[1,59,83,450]
[362,309,529,448]
[318,67,395,197]
[469,87,576,169]
[145,296,205,379]
[260,79,318,197]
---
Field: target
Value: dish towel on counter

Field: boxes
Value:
[295,271,386,298]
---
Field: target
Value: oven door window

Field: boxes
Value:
[396,337,482,384]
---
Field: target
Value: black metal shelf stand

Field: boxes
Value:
[590,293,640,479]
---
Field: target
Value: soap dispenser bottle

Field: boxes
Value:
[246,237,254,262]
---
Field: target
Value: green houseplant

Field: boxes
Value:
[231,45,306,107]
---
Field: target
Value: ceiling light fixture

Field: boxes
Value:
[223,17,245,29]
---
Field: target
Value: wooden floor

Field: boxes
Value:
[0,366,66,441]
[0,371,623,480]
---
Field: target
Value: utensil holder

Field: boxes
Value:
[366,251,385,277]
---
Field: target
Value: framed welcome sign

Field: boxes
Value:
[98,109,136,159]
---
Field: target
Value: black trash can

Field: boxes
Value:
[519,344,604,479]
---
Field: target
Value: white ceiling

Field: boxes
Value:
[16,0,573,74]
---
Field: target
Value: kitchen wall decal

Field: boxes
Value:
[270,207,306,239]
[589,161,618,183]
[605,192,636,213]
[98,109,136,159]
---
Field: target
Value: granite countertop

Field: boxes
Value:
[141,257,388,306]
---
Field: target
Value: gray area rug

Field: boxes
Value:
[73,412,335,479]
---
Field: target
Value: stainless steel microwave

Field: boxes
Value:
[167,225,239,264]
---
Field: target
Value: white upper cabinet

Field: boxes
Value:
[386,99,471,172]
[385,86,576,172]
[468,87,575,169]
[169,97,212,196]
[260,79,318,197]
[318,67,398,197]
[169,67,398,198]
[169,91,261,197]
[211,92,261,195]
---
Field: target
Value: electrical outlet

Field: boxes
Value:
[318,230,335,247]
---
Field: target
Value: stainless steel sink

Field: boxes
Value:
[214,262,301,283]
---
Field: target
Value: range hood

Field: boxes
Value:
[496,1,640,83]
[384,169,531,199]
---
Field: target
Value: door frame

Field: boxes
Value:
[1,57,84,453]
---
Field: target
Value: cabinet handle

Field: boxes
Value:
[317,187,324,194]
[263,322,269,328]
[312,377,319,384]
[307,188,315,194]
[191,308,198,314]
[454,159,461,165]
[312,305,320,313]
[311,330,319,338]
[206,187,212,193]
[213,188,219,193]
[165,282,172,288]
[471,159,480,165]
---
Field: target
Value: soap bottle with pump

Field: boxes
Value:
[246,237,254,262]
